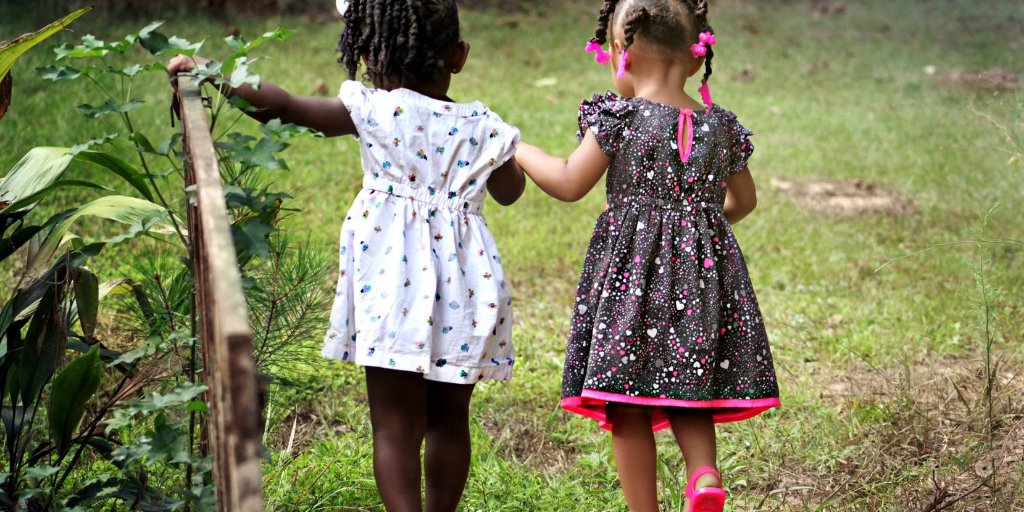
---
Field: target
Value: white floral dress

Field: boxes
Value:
[321,81,520,383]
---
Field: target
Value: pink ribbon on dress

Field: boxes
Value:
[677,109,695,164]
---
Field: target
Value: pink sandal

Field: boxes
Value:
[686,466,727,512]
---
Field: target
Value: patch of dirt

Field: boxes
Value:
[478,410,576,473]
[932,67,1019,93]
[810,0,846,22]
[794,353,1024,510]
[771,178,915,216]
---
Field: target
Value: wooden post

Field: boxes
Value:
[177,76,264,512]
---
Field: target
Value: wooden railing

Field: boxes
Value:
[176,76,264,512]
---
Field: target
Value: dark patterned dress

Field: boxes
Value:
[560,93,780,432]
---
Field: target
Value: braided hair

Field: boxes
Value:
[593,0,715,86]
[338,0,461,89]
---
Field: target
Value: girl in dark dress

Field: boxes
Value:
[515,1,779,510]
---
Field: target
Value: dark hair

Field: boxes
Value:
[338,0,461,88]
[593,0,715,86]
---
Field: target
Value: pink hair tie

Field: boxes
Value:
[616,50,629,78]
[585,39,611,66]
[698,81,713,108]
[690,31,716,58]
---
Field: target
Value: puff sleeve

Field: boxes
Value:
[722,110,755,175]
[577,92,635,157]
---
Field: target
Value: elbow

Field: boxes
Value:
[555,189,588,203]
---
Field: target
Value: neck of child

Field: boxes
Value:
[396,73,455,103]
[628,54,704,111]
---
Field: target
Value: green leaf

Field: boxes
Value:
[138,23,202,57]
[0,147,75,212]
[69,133,119,156]
[26,196,176,277]
[130,132,156,153]
[186,401,208,413]
[74,150,155,202]
[229,136,288,170]
[77,99,145,119]
[0,179,111,216]
[19,272,68,407]
[154,133,182,156]
[23,464,60,482]
[0,7,91,81]
[49,345,103,455]
[232,220,274,260]
[106,382,207,432]
[220,57,261,90]
[35,64,93,82]
[149,413,191,464]
[74,268,99,341]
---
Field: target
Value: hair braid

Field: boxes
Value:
[594,0,620,45]
[622,6,652,51]
[336,0,461,88]
[694,0,714,84]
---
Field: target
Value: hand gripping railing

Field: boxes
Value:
[176,76,264,512]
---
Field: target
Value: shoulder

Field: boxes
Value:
[707,104,754,138]
[579,91,636,119]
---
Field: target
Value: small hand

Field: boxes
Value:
[167,54,211,92]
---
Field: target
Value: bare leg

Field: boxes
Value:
[666,409,720,508]
[424,379,476,512]
[606,403,660,512]
[366,367,428,512]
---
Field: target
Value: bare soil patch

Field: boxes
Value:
[931,67,1019,93]
[780,353,1024,510]
[771,178,915,217]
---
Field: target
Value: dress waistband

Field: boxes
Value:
[362,176,484,214]
[607,195,723,212]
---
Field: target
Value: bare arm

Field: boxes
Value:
[168,55,356,137]
[487,158,526,206]
[514,130,611,202]
[723,167,757,224]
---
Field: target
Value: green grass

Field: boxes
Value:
[2,0,1024,510]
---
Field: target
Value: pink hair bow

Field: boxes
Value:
[690,31,716,58]
[585,39,611,66]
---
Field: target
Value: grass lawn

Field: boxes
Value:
[2,0,1023,510]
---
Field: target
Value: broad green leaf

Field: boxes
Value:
[74,267,99,340]
[77,99,144,119]
[0,72,10,121]
[0,147,75,212]
[23,464,60,482]
[0,180,110,216]
[19,271,67,406]
[49,345,103,455]
[0,7,91,81]
[74,150,155,202]
[27,196,176,276]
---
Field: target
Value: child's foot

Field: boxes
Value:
[685,467,726,512]
[692,471,721,491]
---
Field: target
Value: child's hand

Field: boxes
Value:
[167,54,211,92]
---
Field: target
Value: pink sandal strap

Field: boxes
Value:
[685,466,722,495]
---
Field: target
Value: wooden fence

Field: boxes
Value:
[176,76,265,512]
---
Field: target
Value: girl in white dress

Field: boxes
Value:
[168,1,524,509]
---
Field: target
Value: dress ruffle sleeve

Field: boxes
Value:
[577,92,635,157]
[722,110,755,175]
